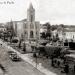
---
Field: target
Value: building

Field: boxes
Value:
[6,20,15,37]
[16,21,24,38]
[13,21,18,36]
[23,3,40,40]
[5,3,40,41]
[57,26,75,42]
[63,27,75,42]
[0,25,6,32]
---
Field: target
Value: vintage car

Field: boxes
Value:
[8,51,21,61]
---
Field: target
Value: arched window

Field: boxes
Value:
[30,31,33,38]
[31,15,33,22]
[24,23,27,28]
[24,31,28,38]
[30,23,34,29]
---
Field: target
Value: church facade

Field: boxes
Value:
[23,3,40,40]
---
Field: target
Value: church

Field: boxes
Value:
[25,3,40,40]
[18,3,40,41]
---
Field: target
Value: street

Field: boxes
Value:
[0,39,67,75]
[2,58,45,75]
[0,41,45,75]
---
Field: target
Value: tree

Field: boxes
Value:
[40,32,46,39]
[3,32,7,41]
[46,32,51,39]
[22,43,26,53]
[59,24,64,28]
[8,20,15,42]
[44,22,51,39]
[56,33,59,41]
[18,39,22,48]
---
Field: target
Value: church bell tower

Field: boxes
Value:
[27,3,35,22]
[23,3,40,41]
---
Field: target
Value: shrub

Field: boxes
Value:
[12,39,18,43]
[44,46,62,59]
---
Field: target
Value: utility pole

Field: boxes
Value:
[23,33,26,53]
[35,37,38,69]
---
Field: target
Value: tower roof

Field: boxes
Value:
[29,3,34,9]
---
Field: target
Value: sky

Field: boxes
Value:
[0,0,75,25]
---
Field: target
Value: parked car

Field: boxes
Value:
[8,51,16,55]
[8,51,21,61]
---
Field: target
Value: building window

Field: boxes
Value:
[30,23,34,29]
[73,35,74,39]
[36,32,37,35]
[35,25,37,29]
[24,31,28,38]
[36,32,38,36]
[31,15,33,22]
[24,23,27,28]
[30,31,33,38]
[4,29,5,31]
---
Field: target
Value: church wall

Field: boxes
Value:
[16,21,24,39]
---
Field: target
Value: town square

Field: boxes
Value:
[0,0,75,75]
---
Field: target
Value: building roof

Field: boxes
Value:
[57,26,75,32]
[21,19,27,22]
[29,3,34,9]
[64,28,75,32]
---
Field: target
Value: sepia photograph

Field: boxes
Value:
[0,0,75,75]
